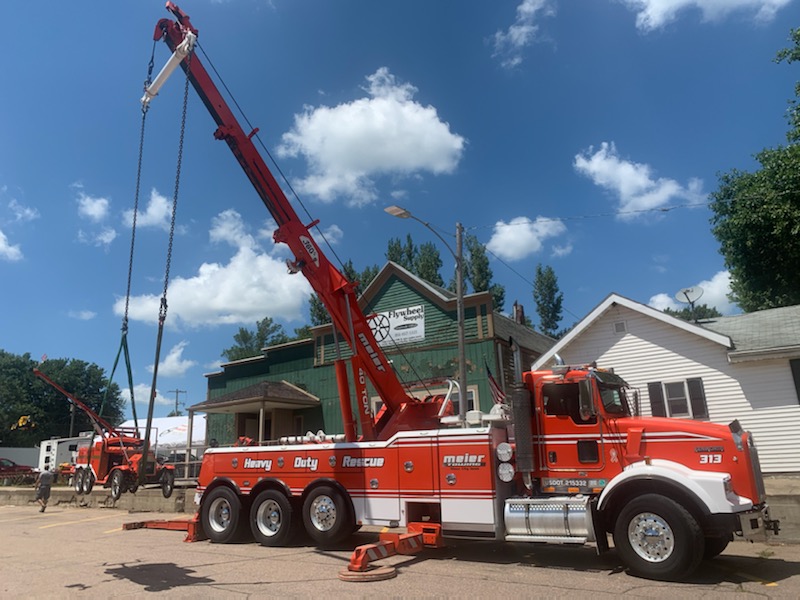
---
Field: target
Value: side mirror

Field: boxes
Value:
[578,379,596,420]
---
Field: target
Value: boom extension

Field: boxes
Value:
[148,2,421,436]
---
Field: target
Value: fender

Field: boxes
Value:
[598,458,754,515]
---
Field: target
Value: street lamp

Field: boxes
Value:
[385,205,468,425]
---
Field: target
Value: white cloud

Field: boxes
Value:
[76,192,110,223]
[619,0,791,31]
[77,226,117,250]
[492,0,556,68]
[9,199,39,222]
[316,224,343,246]
[0,229,22,261]
[574,142,705,220]
[147,341,197,377]
[486,216,567,261]
[67,309,96,320]
[649,270,737,315]
[123,188,173,231]
[277,67,465,206]
[120,383,172,414]
[116,210,312,327]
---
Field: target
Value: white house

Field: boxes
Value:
[532,294,800,473]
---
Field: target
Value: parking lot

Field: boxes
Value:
[2,504,800,598]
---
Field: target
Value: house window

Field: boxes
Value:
[647,378,708,419]
[790,359,800,404]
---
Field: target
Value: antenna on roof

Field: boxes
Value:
[674,286,704,323]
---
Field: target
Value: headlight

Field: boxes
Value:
[496,442,513,462]
[497,462,515,482]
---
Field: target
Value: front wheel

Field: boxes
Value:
[302,485,353,547]
[110,469,126,501]
[161,469,175,499]
[250,490,293,547]
[703,534,731,560]
[613,493,704,580]
[201,487,245,544]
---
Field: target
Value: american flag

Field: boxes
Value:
[485,362,506,404]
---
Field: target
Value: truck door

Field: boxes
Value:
[536,381,605,475]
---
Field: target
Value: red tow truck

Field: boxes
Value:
[33,369,175,500]
[143,3,779,580]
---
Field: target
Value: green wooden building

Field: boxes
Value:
[189,262,553,445]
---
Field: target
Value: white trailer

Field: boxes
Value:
[38,435,91,473]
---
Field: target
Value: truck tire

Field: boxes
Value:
[74,468,85,495]
[703,535,730,560]
[161,469,175,499]
[302,485,353,547]
[110,470,126,501]
[201,487,245,544]
[82,471,95,495]
[613,493,704,580]
[250,489,293,547]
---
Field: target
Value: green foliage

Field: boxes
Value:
[775,27,800,143]
[709,145,800,311]
[415,242,444,287]
[532,264,563,337]
[221,317,290,361]
[464,234,505,311]
[0,350,122,447]
[663,304,723,322]
[386,234,417,271]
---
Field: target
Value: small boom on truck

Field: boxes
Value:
[143,3,779,581]
[33,368,175,501]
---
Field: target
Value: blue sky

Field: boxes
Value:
[1,0,797,419]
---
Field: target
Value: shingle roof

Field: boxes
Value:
[701,305,800,353]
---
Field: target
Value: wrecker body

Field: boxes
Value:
[146,3,779,580]
[33,369,175,500]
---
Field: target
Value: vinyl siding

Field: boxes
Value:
[556,305,800,473]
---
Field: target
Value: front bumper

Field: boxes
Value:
[738,504,780,542]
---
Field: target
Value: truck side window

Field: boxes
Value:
[542,383,597,424]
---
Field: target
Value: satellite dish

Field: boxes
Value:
[674,286,704,305]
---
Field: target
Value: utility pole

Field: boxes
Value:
[167,389,187,416]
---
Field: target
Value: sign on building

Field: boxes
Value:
[370,304,425,346]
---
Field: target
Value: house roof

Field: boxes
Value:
[701,304,800,362]
[190,380,319,414]
[532,293,732,369]
[493,310,554,354]
[532,292,800,369]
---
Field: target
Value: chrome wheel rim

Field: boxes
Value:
[208,497,232,533]
[627,511,675,563]
[309,494,336,532]
[256,499,283,537]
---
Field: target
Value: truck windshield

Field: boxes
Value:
[598,383,631,416]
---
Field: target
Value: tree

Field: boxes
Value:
[386,234,417,271]
[708,32,800,312]
[532,264,563,338]
[459,234,506,311]
[0,351,123,447]
[221,317,289,361]
[663,304,723,322]
[415,242,444,287]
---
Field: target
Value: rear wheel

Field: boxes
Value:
[613,493,704,580]
[160,469,175,498]
[74,469,85,495]
[250,490,293,547]
[110,470,126,501]
[81,470,95,495]
[302,485,353,547]
[201,487,245,543]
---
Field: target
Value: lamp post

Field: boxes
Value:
[385,205,468,425]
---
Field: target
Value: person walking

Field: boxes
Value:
[35,467,55,513]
